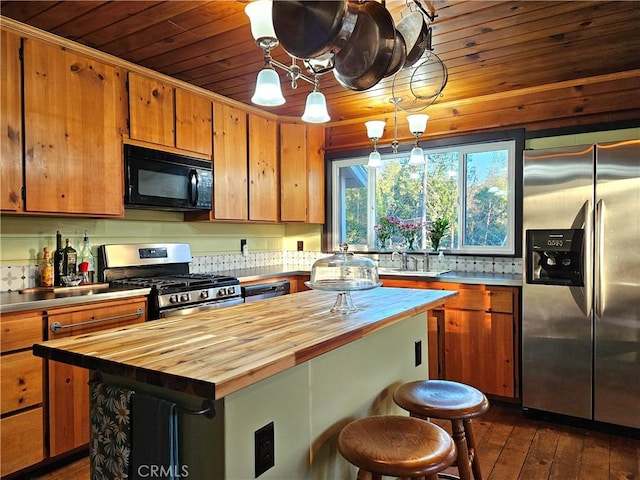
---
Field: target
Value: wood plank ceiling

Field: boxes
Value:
[2,1,639,136]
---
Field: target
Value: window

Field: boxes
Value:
[331,138,518,255]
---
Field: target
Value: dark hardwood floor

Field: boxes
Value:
[30,403,640,480]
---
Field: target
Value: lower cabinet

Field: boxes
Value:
[0,311,45,477]
[381,278,520,400]
[46,297,147,456]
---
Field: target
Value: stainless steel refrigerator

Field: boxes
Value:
[522,140,640,428]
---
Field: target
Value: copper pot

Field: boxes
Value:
[272,0,359,59]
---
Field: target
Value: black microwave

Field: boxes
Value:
[124,144,212,211]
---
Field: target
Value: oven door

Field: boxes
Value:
[159,297,244,318]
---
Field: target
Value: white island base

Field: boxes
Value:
[99,312,428,480]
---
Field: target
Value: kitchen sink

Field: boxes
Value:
[378,268,451,277]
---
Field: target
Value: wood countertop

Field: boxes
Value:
[33,287,456,400]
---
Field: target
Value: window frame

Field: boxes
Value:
[324,129,524,257]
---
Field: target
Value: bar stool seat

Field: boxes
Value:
[393,380,489,480]
[338,415,457,480]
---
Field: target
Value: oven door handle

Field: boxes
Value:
[188,169,199,207]
[50,307,145,333]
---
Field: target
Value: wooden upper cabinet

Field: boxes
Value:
[128,72,212,157]
[1,30,22,212]
[306,124,325,224]
[128,72,174,147]
[280,122,325,223]
[23,38,124,216]
[248,114,279,222]
[175,88,213,156]
[213,102,248,220]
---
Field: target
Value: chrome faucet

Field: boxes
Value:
[392,251,418,271]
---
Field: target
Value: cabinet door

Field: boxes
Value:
[46,298,146,456]
[306,124,325,224]
[23,38,123,216]
[280,123,307,222]
[0,408,45,477]
[1,30,22,212]
[443,310,515,398]
[248,114,279,222]
[176,89,212,156]
[128,71,174,147]
[213,103,248,220]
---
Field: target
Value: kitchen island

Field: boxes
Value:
[33,287,456,479]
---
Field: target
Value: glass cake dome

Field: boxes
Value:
[305,243,381,313]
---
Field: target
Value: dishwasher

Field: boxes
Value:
[242,280,291,303]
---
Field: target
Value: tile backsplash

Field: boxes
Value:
[1,251,522,292]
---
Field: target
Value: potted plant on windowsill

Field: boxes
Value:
[429,217,450,252]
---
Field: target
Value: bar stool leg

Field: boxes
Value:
[463,419,482,480]
[451,419,473,480]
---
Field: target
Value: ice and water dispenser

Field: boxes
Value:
[526,229,584,286]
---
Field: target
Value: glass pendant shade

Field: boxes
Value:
[367,151,382,168]
[245,0,276,42]
[408,146,425,165]
[301,91,330,123]
[407,114,429,135]
[251,68,285,106]
[365,120,386,140]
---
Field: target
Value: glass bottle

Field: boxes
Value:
[64,238,77,277]
[78,230,95,283]
[39,247,54,287]
[54,230,65,286]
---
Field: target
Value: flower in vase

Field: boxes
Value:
[374,215,399,250]
[398,220,426,251]
[429,217,450,251]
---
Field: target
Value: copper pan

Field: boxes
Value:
[333,1,396,91]
[273,0,359,59]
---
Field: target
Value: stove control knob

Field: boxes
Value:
[200,290,210,300]
[228,286,236,295]
[217,288,227,297]
[169,295,179,304]
[180,293,190,303]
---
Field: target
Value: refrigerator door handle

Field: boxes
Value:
[581,200,593,318]
[595,199,605,318]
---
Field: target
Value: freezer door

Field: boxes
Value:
[522,145,594,419]
[594,140,640,428]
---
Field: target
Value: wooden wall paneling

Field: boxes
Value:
[325,71,640,152]
[0,29,22,211]
[23,38,124,216]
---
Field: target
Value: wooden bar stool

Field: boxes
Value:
[393,380,489,480]
[338,415,457,480]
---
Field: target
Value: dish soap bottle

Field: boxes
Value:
[78,230,95,283]
[39,247,54,287]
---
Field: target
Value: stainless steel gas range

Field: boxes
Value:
[98,243,242,319]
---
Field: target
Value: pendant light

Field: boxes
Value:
[365,121,386,169]
[245,0,330,123]
[301,84,331,123]
[407,114,429,165]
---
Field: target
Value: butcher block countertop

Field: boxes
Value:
[33,287,456,400]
